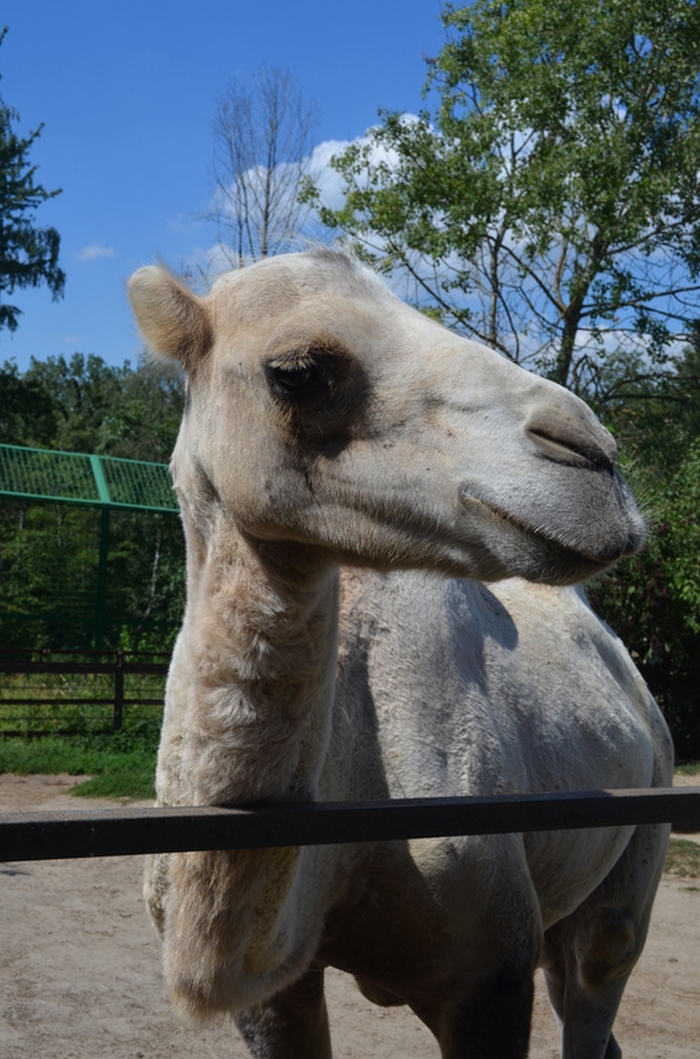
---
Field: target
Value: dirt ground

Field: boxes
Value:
[1,774,699,1058]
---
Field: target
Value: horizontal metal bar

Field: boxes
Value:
[0,697,163,707]
[0,487,177,513]
[0,697,117,706]
[1,788,699,863]
[0,663,168,675]
[0,650,168,658]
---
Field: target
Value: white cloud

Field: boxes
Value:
[168,212,204,235]
[306,120,419,217]
[75,242,115,262]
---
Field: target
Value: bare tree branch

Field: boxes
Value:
[208,66,320,268]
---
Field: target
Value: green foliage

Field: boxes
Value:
[0,361,56,445]
[590,348,700,758]
[0,27,64,335]
[0,354,186,652]
[307,0,700,392]
[0,351,183,457]
[594,342,700,475]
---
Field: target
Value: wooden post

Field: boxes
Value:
[113,651,124,731]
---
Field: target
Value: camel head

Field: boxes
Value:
[129,249,643,585]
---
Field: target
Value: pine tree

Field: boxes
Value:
[0,27,64,335]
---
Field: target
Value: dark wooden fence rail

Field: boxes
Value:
[0,650,168,731]
[1,787,699,863]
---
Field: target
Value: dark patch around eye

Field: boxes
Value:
[263,341,370,447]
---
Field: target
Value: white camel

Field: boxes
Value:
[129,249,673,1059]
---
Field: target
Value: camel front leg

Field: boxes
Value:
[234,964,332,1059]
[544,943,627,1059]
[430,971,535,1059]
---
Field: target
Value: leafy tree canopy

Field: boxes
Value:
[0,27,65,335]
[0,352,183,459]
[595,340,700,474]
[307,0,700,394]
[591,430,700,758]
[576,331,700,758]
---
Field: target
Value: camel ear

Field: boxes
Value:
[128,266,212,369]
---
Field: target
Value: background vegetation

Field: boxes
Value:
[307,0,700,395]
[589,342,700,760]
[0,355,182,796]
[0,353,186,653]
[1,1,699,787]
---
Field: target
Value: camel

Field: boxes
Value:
[128,248,673,1059]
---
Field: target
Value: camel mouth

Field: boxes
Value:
[460,491,638,576]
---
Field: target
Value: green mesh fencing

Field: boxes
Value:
[0,444,181,650]
[99,454,177,511]
[0,445,99,505]
[0,443,177,513]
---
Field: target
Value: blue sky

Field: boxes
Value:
[1,0,447,371]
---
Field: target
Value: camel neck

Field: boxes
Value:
[170,531,341,807]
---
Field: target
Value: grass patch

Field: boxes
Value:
[0,718,159,800]
[675,762,700,776]
[664,837,700,880]
[0,669,167,738]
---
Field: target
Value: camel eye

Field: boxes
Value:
[274,365,315,392]
[267,358,328,401]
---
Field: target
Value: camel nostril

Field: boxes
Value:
[527,427,616,471]
[525,400,617,472]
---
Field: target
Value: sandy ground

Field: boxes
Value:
[1,773,699,1058]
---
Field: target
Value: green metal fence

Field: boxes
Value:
[0,443,177,512]
[0,444,180,650]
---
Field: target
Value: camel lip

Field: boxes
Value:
[459,490,634,570]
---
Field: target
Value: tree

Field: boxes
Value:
[574,332,700,759]
[209,65,319,267]
[590,436,700,759]
[0,28,65,335]
[594,340,700,471]
[307,0,700,394]
[16,352,183,460]
[0,360,56,445]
